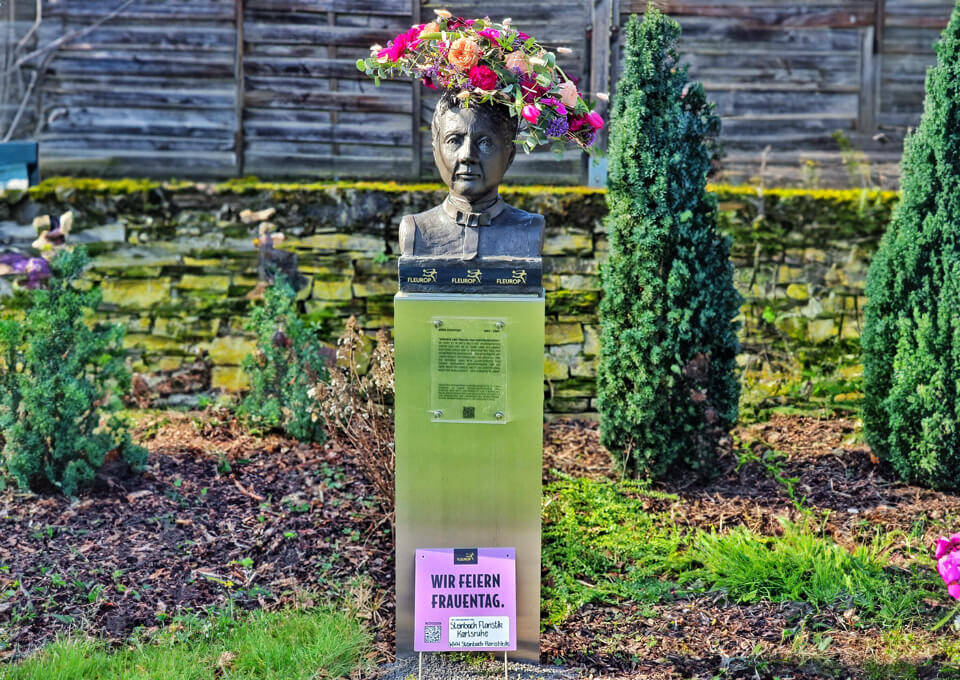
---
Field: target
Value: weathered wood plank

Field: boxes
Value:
[243,22,414,46]
[245,120,412,146]
[48,25,236,50]
[244,56,376,79]
[41,151,238,179]
[244,153,413,179]
[45,1,235,22]
[244,87,412,113]
[708,90,859,117]
[625,3,876,28]
[44,87,234,109]
[44,107,236,138]
[41,134,235,152]
[684,52,861,85]
[47,53,234,78]
[246,0,411,15]
[676,19,863,50]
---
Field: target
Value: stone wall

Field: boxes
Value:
[0,179,898,414]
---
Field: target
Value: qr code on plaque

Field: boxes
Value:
[462,406,475,419]
[424,624,441,643]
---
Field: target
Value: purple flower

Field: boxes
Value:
[0,252,31,273]
[0,253,52,288]
[544,115,570,139]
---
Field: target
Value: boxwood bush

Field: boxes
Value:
[861,2,960,489]
[597,9,742,478]
[0,247,146,495]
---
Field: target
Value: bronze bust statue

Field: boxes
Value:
[398,91,543,293]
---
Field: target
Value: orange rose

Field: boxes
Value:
[422,21,440,35]
[448,37,481,71]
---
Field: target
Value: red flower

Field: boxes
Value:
[569,115,589,132]
[469,65,498,90]
[520,76,547,104]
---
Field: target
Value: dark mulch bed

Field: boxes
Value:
[541,415,960,678]
[0,410,394,662]
[2,411,959,679]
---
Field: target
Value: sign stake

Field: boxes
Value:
[418,652,423,680]
[504,651,508,680]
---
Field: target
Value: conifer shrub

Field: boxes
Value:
[861,3,960,489]
[238,276,328,442]
[0,247,146,496]
[597,8,742,478]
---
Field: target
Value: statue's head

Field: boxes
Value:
[432,90,518,204]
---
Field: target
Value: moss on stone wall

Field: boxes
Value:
[0,179,893,415]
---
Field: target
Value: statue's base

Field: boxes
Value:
[394,292,544,662]
[398,256,541,294]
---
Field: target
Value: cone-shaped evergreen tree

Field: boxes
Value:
[597,8,742,478]
[862,1,960,489]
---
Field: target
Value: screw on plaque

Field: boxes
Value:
[432,410,443,418]
[496,321,505,329]
[433,320,443,328]
[495,411,504,420]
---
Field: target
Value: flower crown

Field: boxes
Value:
[357,11,605,156]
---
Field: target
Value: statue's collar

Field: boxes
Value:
[442,194,507,227]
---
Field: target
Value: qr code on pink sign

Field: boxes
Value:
[424,624,441,643]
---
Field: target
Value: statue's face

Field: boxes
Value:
[433,105,515,203]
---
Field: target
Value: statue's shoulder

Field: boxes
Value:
[399,206,448,256]
[500,203,545,230]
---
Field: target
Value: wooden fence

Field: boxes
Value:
[0,0,955,186]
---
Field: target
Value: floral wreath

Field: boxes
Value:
[356,10,605,156]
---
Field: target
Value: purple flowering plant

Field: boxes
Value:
[0,211,73,290]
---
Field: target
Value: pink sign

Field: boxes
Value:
[414,547,517,652]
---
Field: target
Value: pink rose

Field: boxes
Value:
[478,28,501,42]
[468,65,498,91]
[521,104,540,124]
[557,80,579,107]
[568,115,588,132]
[585,110,604,130]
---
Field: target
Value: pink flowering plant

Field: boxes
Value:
[937,534,960,600]
[932,533,960,631]
[356,10,604,155]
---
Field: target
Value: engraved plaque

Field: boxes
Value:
[430,317,508,423]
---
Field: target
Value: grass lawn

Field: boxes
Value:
[0,606,370,680]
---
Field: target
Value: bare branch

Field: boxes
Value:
[2,50,53,143]
[15,0,43,52]
[3,0,136,76]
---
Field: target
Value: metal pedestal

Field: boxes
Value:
[394,292,544,662]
